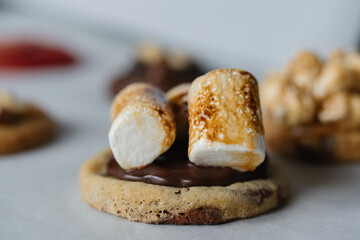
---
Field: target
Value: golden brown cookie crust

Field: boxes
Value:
[0,105,55,155]
[80,149,288,225]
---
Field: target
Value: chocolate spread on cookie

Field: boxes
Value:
[106,141,268,187]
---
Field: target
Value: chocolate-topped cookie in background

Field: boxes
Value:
[80,69,288,225]
[0,91,55,154]
[261,49,360,163]
[110,43,204,96]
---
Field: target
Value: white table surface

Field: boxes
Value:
[0,12,359,240]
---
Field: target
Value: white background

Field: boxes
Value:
[0,1,360,239]
[2,0,360,77]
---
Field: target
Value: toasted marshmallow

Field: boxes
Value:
[109,83,176,169]
[288,50,322,91]
[313,62,353,99]
[137,42,164,66]
[319,92,360,127]
[188,69,265,172]
[0,90,25,114]
[348,94,360,127]
[166,50,191,71]
[166,83,191,140]
[260,72,291,118]
[318,92,348,123]
[281,87,316,126]
[329,49,345,63]
[344,52,360,91]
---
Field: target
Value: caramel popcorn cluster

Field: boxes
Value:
[261,50,360,128]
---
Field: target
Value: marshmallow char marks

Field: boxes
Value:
[188,69,265,171]
[109,83,176,170]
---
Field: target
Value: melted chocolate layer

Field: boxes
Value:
[106,141,268,187]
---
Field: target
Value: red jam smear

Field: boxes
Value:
[0,42,75,69]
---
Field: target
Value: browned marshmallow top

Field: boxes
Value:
[188,69,264,158]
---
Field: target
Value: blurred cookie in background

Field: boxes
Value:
[110,43,204,96]
[0,90,56,154]
[261,49,360,163]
